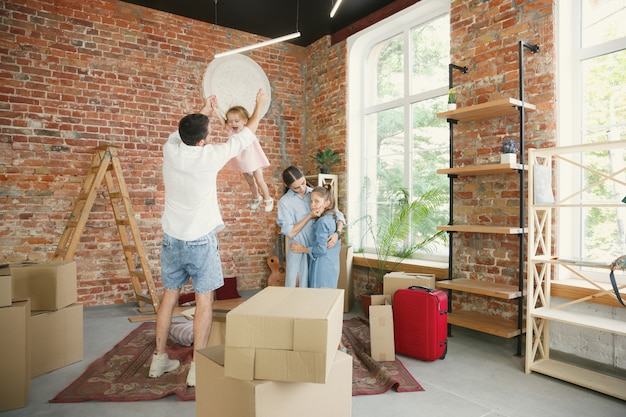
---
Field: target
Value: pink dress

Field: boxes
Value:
[226,137,270,173]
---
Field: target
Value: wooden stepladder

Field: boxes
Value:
[54,145,160,313]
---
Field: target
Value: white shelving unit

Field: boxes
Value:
[526,140,626,401]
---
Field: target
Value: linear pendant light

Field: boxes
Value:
[213,0,301,59]
[214,31,301,59]
[330,0,343,18]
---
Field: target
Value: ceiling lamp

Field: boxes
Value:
[330,0,343,18]
[214,0,301,59]
[214,32,301,59]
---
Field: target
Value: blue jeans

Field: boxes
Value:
[160,232,223,293]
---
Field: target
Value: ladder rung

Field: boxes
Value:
[123,245,138,253]
[77,193,90,200]
[67,220,79,227]
[109,192,122,199]
[136,294,154,305]
[116,219,130,226]
[130,270,145,278]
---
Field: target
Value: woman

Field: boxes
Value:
[276,166,345,287]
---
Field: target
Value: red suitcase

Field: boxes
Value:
[393,286,448,361]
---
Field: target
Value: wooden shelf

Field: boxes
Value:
[447,310,521,338]
[530,359,626,401]
[532,307,626,335]
[437,162,527,177]
[437,225,527,234]
[436,278,522,299]
[436,98,536,122]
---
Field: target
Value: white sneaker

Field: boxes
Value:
[148,353,180,378]
[264,198,274,212]
[186,361,196,387]
[250,196,262,210]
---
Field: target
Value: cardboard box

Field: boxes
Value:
[10,261,77,311]
[197,345,352,417]
[0,265,11,307]
[383,271,436,303]
[30,303,83,377]
[0,300,31,412]
[369,295,395,361]
[338,245,354,313]
[225,287,344,383]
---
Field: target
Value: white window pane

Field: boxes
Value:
[367,34,404,106]
[411,14,450,95]
[582,49,626,143]
[581,0,626,48]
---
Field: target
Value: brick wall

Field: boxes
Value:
[302,38,348,209]
[0,0,556,312]
[449,0,556,319]
[0,0,306,306]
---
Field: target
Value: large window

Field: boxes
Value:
[347,0,450,260]
[558,0,626,274]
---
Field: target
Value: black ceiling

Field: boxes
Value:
[123,0,401,46]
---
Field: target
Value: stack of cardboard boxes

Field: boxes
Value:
[196,286,352,417]
[0,261,83,412]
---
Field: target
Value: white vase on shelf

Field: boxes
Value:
[500,153,517,164]
[447,103,457,110]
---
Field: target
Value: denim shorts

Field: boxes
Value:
[160,232,223,294]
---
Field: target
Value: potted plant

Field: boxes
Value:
[447,88,457,110]
[354,187,447,316]
[500,138,520,164]
[311,148,341,173]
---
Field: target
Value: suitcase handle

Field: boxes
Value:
[408,285,433,293]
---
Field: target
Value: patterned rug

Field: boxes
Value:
[50,318,422,403]
[50,322,195,403]
[342,317,424,395]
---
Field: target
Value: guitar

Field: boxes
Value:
[267,256,286,286]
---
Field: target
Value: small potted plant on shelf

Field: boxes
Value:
[500,138,519,164]
[311,148,341,174]
[447,88,457,110]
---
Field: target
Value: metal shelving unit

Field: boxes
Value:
[436,41,539,355]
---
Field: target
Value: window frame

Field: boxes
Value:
[346,0,450,261]
[557,0,626,282]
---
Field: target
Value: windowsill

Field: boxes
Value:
[551,278,626,308]
[352,252,448,279]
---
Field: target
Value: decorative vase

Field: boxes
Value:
[320,167,329,174]
[500,153,517,164]
[447,103,457,111]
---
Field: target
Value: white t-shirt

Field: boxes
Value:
[161,127,255,241]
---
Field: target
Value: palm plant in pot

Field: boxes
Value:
[311,148,341,174]
[354,187,448,316]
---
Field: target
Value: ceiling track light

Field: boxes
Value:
[213,0,301,58]
[330,0,343,18]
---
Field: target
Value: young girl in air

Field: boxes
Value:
[290,184,341,288]
[223,105,273,212]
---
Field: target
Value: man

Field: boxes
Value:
[149,89,267,386]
